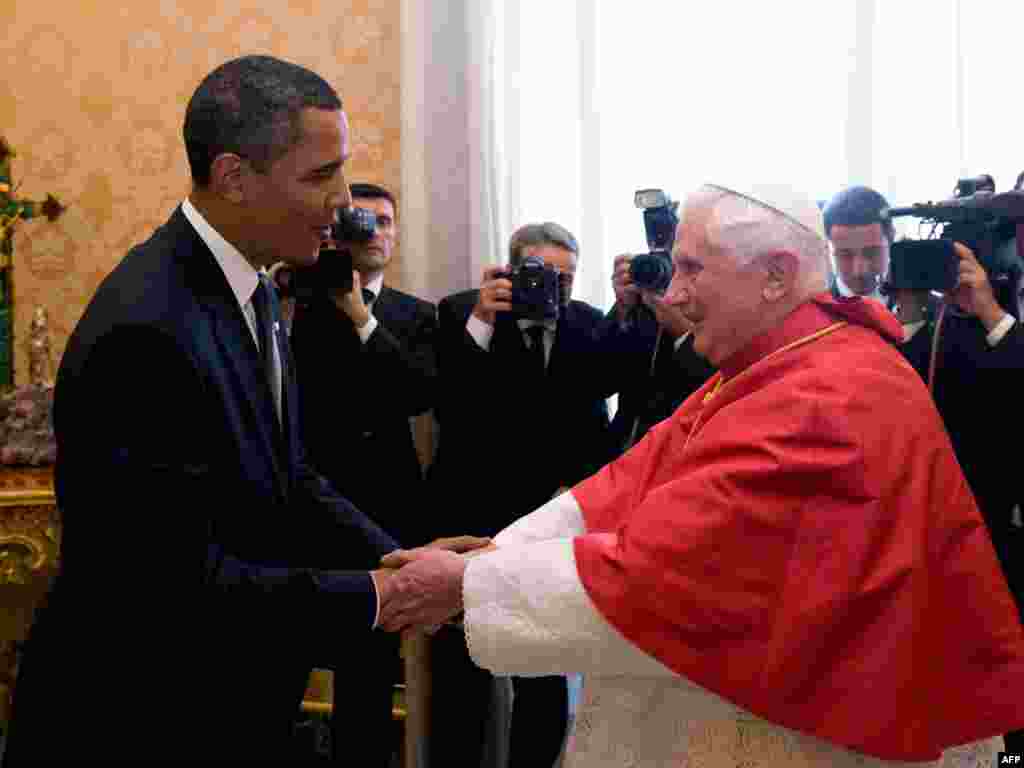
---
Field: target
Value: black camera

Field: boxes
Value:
[630,189,678,294]
[495,254,565,323]
[273,207,377,302]
[884,174,1024,305]
[334,205,377,243]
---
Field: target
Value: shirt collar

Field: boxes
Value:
[834,271,885,304]
[517,318,557,333]
[181,198,260,309]
[363,272,385,302]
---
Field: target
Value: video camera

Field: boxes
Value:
[274,206,377,302]
[884,175,1024,310]
[630,189,678,294]
[495,254,571,323]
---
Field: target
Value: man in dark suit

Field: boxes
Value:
[824,185,1024,752]
[290,182,436,548]
[429,222,617,768]
[604,253,715,455]
[288,183,437,765]
[3,55,479,766]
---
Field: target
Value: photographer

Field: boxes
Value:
[430,221,618,768]
[289,182,437,547]
[825,185,1024,751]
[605,252,715,454]
[288,182,438,767]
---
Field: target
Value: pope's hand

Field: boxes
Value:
[378,549,467,632]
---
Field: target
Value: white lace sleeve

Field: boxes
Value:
[463,538,675,678]
[492,490,584,548]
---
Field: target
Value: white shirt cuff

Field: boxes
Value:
[673,331,692,351]
[466,313,495,350]
[356,314,378,344]
[986,313,1014,347]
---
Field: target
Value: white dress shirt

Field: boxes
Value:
[466,313,555,367]
[355,271,384,344]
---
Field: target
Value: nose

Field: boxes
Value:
[850,254,873,278]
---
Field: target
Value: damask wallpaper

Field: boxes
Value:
[0,0,401,385]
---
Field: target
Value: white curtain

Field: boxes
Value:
[401,0,1024,308]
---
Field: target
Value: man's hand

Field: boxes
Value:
[333,270,371,328]
[472,266,513,326]
[641,290,694,339]
[377,549,467,632]
[949,242,1006,331]
[613,254,639,320]
[380,535,492,569]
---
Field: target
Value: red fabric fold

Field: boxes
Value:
[572,293,1024,760]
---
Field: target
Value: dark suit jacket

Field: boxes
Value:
[429,291,617,537]
[604,305,715,455]
[899,308,1024,618]
[290,286,437,547]
[6,208,399,764]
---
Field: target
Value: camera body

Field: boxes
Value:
[885,175,1024,306]
[630,189,678,294]
[274,207,377,302]
[495,254,568,323]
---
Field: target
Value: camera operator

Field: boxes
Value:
[605,252,716,454]
[429,221,618,768]
[825,185,1024,751]
[287,182,438,767]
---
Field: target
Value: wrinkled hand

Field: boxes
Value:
[948,242,1004,330]
[378,549,467,632]
[381,535,492,569]
[333,270,371,328]
[613,254,639,319]
[472,266,513,326]
[641,290,694,338]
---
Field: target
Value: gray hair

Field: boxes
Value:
[508,222,579,266]
[692,186,829,295]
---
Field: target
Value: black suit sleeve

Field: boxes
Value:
[981,318,1024,369]
[68,326,378,627]
[362,298,438,417]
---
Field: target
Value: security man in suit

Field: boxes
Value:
[289,182,438,766]
[430,222,618,768]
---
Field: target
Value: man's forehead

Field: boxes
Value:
[830,223,886,249]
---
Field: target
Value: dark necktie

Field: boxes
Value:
[250,275,282,423]
[527,324,546,375]
[362,287,376,306]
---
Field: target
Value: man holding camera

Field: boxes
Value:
[287,182,438,765]
[825,184,1024,752]
[429,222,617,768]
[605,253,715,454]
[290,182,437,548]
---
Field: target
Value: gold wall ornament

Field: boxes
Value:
[27,305,53,386]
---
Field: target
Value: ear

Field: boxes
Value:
[759,250,798,303]
[208,153,245,204]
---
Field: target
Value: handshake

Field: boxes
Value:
[372,535,496,632]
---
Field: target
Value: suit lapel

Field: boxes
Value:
[185,231,289,493]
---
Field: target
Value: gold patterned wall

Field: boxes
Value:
[0,0,401,385]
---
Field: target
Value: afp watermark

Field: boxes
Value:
[999,753,1024,765]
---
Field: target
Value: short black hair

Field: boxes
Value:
[823,185,894,242]
[350,182,396,212]
[183,55,342,187]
